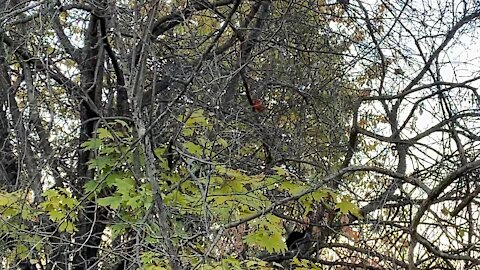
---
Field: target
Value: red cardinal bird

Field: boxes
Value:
[252,99,265,112]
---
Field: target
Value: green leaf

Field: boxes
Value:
[88,156,113,171]
[244,231,262,246]
[0,193,15,206]
[312,188,337,202]
[273,166,287,176]
[110,223,128,239]
[154,146,167,158]
[42,189,57,198]
[3,207,19,217]
[21,208,32,220]
[185,109,207,127]
[115,177,136,196]
[280,181,307,194]
[81,138,102,150]
[184,141,202,155]
[100,146,116,155]
[336,200,362,219]
[126,196,141,209]
[244,229,286,254]
[59,221,76,233]
[222,257,242,270]
[62,197,77,209]
[97,128,112,139]
[84,180,99,194]
[14,244,29,258]
[49,210,65,221]
[182,128,194,136]
[106,173,123,187]
[244,215,287,254]
[217,137,229,147]
[264,231,287,254]
[98,196,123,209]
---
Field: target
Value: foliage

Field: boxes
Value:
[1,0,480,270]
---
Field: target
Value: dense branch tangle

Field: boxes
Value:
[1,0,480,270]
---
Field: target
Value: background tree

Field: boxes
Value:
[1,0,480,269]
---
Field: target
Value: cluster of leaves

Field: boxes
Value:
[0,188,80,263]
[72,110,362,268]
[6,0,466,268]
[0,191,39,262]
[40,188,80,233]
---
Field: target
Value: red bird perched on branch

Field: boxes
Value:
[252,99,265,112]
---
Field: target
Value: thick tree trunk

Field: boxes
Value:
[72,13,108,270]
[0,44,18,190]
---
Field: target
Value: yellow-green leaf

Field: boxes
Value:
[336,200,362,219]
